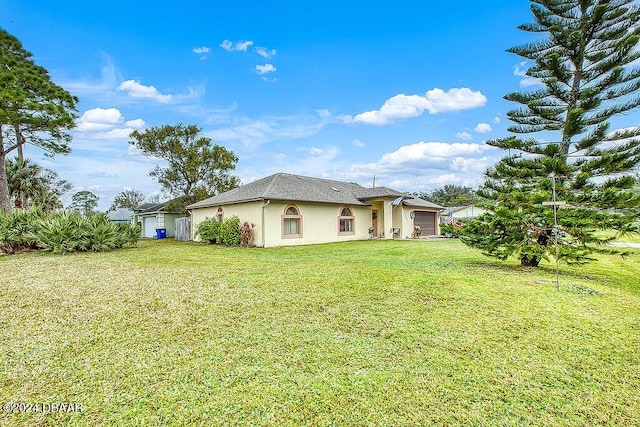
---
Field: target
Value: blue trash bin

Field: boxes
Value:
[156,228,167,239]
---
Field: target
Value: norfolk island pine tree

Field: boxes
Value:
[462,0,640,267]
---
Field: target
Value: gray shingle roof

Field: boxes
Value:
[134,200,182,214]
[134,202,166,213]
[353,187,407,199]
[402,198,444,209]
[186,173,414,209]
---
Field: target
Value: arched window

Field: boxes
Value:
[338,206,355,235]
[282,205,302,238]
[216,206,224,222]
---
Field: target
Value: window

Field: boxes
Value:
[216,207,224,222]
[282,205,302,238]
[339,207,355,235]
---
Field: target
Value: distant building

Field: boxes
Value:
[440,206,487,223]
[133,201,182,238]
[106,208,134,224]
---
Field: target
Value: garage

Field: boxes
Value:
[413,211,436,236]
[143,216,158,238]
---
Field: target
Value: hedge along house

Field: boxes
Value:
[133,201,182,238]
[186,173,443,247]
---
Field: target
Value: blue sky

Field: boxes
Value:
[3,1,548,210]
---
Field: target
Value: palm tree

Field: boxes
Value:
[6,158,42,209]
[5,158,71,210]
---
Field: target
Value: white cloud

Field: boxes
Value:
[92,128,136,140]
[193,46,210,54]
[343,88,487,125]
[309,147,325,155]
[75,109,144,142]
[220,39,254,52]
[60,54,122,100]
[379,141,489,167]
[255,46,277,58]
[493,116,501,124]
[455,131,472,140]
[208,111,330,148]
[117,80,172,103]
[256,64,276,75]
[125,119,146,129]
[474,123,492,133]
[352,139,365,148]
[76,108,123,131]
[316,109,331,118]
[236,40,254,51]
[424,88,487,114]
[297,141,502,195]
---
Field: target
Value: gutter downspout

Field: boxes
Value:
[261,200,270,248]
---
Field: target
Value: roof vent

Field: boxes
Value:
[329,187,340,192]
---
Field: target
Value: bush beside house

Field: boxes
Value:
[195,215,254,247]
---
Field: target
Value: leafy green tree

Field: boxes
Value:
[462,0,640,267]
[0,29,78,212]
[70,191,99,217]
[5,157,72,210]
[129,124,240,211]
[109,189,145,211]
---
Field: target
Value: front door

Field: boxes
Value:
[372,210,378,237]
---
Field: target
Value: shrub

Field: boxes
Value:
[0,210,141,255]
[195,217,221,243]
[441,222,463,238]
[115,221,142,247]
[240,222,256,247]
[219,215,241,246]
[0,208,43,254]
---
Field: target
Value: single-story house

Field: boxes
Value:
[186,173,443,247]
[440,205,487,223]
[133,201,182,238]
[106,208,134,224]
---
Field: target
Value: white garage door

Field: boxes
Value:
[143,216,158,238]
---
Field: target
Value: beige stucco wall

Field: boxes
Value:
[397,207,413,239]
[262,202,371,247]
[191,201,377,247]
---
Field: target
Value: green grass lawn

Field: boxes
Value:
[1,239,639,426]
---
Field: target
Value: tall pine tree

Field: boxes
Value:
[0,29,78,212]
[462,0,640,266]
